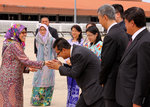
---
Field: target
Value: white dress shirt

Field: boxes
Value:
[107,22,117,34]
[132,27,146,41]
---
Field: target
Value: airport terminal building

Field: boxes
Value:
[0,0,150,23]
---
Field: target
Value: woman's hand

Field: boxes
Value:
[29,67,38,72]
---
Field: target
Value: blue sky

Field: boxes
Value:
[142,0,150,3]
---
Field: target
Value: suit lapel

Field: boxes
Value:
[105,24,119,38]
[120,29,148,63]
[108,24,119,33]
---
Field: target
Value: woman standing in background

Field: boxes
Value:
[31,24,56,106]
[83,22,96,47]
[85,26,103,60]
[66,25,84,107]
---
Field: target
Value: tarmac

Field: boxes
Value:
[0,36,68,107]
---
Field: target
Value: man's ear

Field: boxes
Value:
[62,48,65,53]
[103,15,108,21]
[130,20,135,27]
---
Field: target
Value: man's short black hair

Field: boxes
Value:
[53,38,71,50]
[124,7,146,28]
[112,4,124,19]
[40,17,49,23]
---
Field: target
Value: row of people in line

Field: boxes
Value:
[46,4,150,107]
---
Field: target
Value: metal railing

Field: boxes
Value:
[0,31,106,37]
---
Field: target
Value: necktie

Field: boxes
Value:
[126,38,132,49]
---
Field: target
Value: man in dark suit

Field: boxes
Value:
[112,4,126,32]
[112,4,132,40]
[34,17,58,55]
[47,38,104,107]
[97,4,129,107]
[116,7,150,107]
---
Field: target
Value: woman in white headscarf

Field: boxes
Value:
[31,24,56,106]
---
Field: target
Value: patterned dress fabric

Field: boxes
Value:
[0,24,44,107]
[31,24,55,106]
[84,41,103,60]
[31,86,54,106]
[0,42,43,107]
[66,39,83,107]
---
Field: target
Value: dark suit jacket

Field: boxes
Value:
[118,21,126,32]
[99,24,129,99]
[119,21,132,40]
[59,45,103,105]
[34,26,58,54]
[116,29,150,107]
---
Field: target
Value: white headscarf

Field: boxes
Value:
[38,24,50,43]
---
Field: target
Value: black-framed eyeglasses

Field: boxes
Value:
[57,49,62,56]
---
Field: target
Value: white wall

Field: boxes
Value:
[0,20,104,33]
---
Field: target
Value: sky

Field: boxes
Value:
[142,0,150,3]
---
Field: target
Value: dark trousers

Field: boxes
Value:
[104,99,120,107]
[76,94,104,107]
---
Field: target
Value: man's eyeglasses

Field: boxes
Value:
[57,50,62,56]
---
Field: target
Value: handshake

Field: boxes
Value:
[29,60,62,72]
[45,59,62,70]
